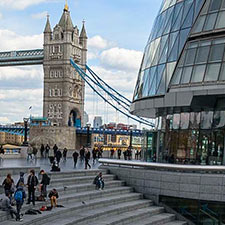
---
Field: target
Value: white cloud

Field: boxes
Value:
[0,0,56,10]
[100,47,143,71]
[0,13,2,20]
[0,29,42,51]
[0,117,11,125]
[88,35,114,50]
[31,11,48,19]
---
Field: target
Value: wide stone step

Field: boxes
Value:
[163,221,187,225]
[0,186,132,223]
[55,180,126,195]
[48,169,108,179]
[128,213,176,225]
[44,199,153,225]
[0,192,144,225]
[50,174,116,187]
[89,206,165,225]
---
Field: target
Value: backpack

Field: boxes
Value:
[14,190,23,203]
[46,176,51,185]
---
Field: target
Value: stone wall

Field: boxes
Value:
[29,126,76,150]
[105,166,225,204]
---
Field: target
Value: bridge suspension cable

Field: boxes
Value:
[70,59,155,127]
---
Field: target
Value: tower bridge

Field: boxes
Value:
[0,2,153,149]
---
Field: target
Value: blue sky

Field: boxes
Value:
[0,0,161,126]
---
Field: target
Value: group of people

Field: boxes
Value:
[0,169,58,222]
[109,148,141,160]
[0,169,105,222]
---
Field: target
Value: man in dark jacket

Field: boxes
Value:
[26,169,38,206]
[80,146,85,162]
[40,170,50,198]
[72,151,79,168]
[53,144,58,156]
[117,149,122,159]
[84,149,91,169]
[45,144,50,158]
[16,172,25,188]
[55,149,62,164]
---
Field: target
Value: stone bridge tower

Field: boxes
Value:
[43,3,87,128]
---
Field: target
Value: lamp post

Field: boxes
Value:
[23,117,29,146]
[86,124,91,148]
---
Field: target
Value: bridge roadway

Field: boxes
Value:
[0,49,44,66]
[0,125,144,136]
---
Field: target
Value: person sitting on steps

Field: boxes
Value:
[48,188,59,208]
[93,172,104,190]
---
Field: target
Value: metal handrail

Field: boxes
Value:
[99,158,225,173]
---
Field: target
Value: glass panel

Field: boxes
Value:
[180,113,190,129]
[209,44,224,62]
[192,15,206,33]
[179,28,191,54]
[213,38,225,44]
[157,70,166,94]
[189,112,200,129]
[185,48,197,65]
[222,0,225,8]
[219,62,225,80]
[195,46,210,63]
[191,65,206,82]
[188,41,198,49]
[213,111,225,128]
[215,11,225,29]
[142,69,150,97]
[168,36,179,62]
[201,0,211,14]
[204,63,221,81]
[209,0,222,12]
[173,114,180,129]
[199,40,211,46]
[167,62,176,87]
[171,67,182,85]
[201,111,213,129]
[181,66,193,84]
[182,3,194,29]
[203,13,217,31]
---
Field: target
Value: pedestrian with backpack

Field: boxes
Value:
[39,170,50,199]
[14,182,26,221]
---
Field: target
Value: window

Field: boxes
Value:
[191,65,206,82]
[195,46,210,63]
[215,11,225,29]
[204,63,221,81]
[185,48,196,65]
[209,44,224,62]
[180,66,192,84]
[203,13,217,31]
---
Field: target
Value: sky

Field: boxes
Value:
[0,0,161,126]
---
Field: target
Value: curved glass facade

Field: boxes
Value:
[133,0,205,100]
[154,110,225,165]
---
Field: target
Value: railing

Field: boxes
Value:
[99,158,225,173]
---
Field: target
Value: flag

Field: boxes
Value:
[29,106,32,110]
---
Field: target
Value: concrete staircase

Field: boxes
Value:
[0,169,187,225]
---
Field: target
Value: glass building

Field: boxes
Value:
[131,0,225,165]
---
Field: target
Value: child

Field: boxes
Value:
[14,182,26,221]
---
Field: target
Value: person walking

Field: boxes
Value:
[84,149,91,169]
[26,169,38,206]
[14,182,26,221]
[40,170,50,199]
[16,172,25,188]
[45,144,50,158]
[92,148,97,165]
[48,146,55,165]
[32,146,38,162]
[72,151,79,168]
[48,189,59,208]
[80,146,85,162]
[2,174,14,199]
[63,148,68,161]
[40,144,45,158]
[55,149,62,164]
[117,149,122,159]
[27,144,33,161]
[0,192,19,221]
[110,148,115,159]
[53,144,58,157]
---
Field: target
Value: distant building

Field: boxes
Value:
[83,111,89,126]
[93,116,103,128]
[0,132,24,146]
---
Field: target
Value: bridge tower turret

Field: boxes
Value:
[43,3,87,128]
